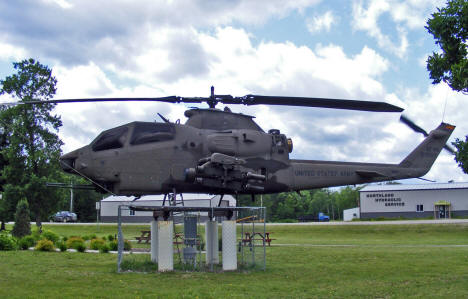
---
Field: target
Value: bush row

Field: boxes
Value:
[0,230,130,253]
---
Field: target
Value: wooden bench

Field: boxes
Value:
[241,232,275,246]
[135,230,151,243]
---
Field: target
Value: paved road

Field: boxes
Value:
[13,219,468,226]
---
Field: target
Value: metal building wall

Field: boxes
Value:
[360,187,468,219]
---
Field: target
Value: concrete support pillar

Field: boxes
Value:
[157,220,173,272]
[222,220,237,271]
[205,220,219,265]
[150,220,158,263]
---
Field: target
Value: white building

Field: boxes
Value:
[343,207,360,221]
[359,183,468,219]
[100,193,236,223]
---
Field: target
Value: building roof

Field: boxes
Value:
[101,193,237,207]
[102,193,213,202]
[360,182,468,192]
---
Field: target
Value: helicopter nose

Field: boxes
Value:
[60,150,79,173]
[60,146,90,173]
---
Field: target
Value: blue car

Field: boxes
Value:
[51,211,77,222]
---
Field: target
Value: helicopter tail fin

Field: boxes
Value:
[399,122,455,174]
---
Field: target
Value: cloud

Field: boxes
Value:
[49,27,397,166]
[351,0,445,58]
[306,11,337,34]
[2,0,464,185]
[0,0,321,67]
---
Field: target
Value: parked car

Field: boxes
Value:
[51,211,77,222]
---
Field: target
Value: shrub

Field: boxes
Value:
[31,229,42,242]
[41,230,59,244]
[90,238,106,250]
[124,239,132,251]
[82,234,97,241]
[109,240,118,251]
[108,239,131,251]
[66,236,85,250]
[11,199,31,238]
[99,243,110,253]
[35,239,55,252]
[76,243,86,252]
[62,236,68,242]
[107,234,114,241]
[19,235,36,250]
[0,233,17,251]
[57,241,67,252]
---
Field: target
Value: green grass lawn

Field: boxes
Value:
[1,223,468,298]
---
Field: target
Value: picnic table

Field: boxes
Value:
[241,232,275,246]
[135,230,151,243]
[135,231,199,246]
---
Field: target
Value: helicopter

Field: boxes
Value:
[5,87,456,197]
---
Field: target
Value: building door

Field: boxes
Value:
[438,205,446,219]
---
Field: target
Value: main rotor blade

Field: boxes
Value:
[234,95,403,112]
[3,96,197,105]
[1,93,403,112]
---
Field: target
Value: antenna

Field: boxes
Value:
[442,83,450,122]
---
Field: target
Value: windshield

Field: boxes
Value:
[130,122,175,145]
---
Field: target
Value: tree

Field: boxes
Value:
[426,0,468,93]
[0,59,63,227]
[426,1,468,174]
[453,137,468,173]
[11,199,31,238]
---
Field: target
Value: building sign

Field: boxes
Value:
[366,193,405,207]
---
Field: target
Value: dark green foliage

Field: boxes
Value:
[0,233,17,250]
[82,234,97,241]
[238,187,359,222]
[108,239,131,251]
[11,199,31,238]
[454,136,468,173]
[107,234,114,241]
[99,243,110,253]
[19,235,36,250]
[34,239,55,251]
[90,238,106,250]
[66,236,85,250]
[109,240,118,251]
[57,240,67,252]
[124,239,132,251]
[76,243,86,252]
[41,230,59,244]
[0,59,63,227]
[426,0,468,93]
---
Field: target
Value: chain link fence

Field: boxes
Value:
[116,205,266,272]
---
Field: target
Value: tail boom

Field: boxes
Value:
[288,122,455,190]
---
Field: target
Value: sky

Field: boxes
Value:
[0,0,466,185]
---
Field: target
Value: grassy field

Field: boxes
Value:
[1,223,468,298]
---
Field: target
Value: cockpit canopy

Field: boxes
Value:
[91,122,175,151]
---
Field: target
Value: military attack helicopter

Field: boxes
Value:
[5,87,456,197]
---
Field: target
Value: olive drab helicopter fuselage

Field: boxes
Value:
[3,87,456,197]
[59,106,455,197]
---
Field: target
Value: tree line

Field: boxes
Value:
[237,187,360,222]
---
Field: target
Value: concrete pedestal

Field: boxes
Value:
[157,221,173,272]
[150,220,158,263]
[205,220,219,265]
[222,220,237,271]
